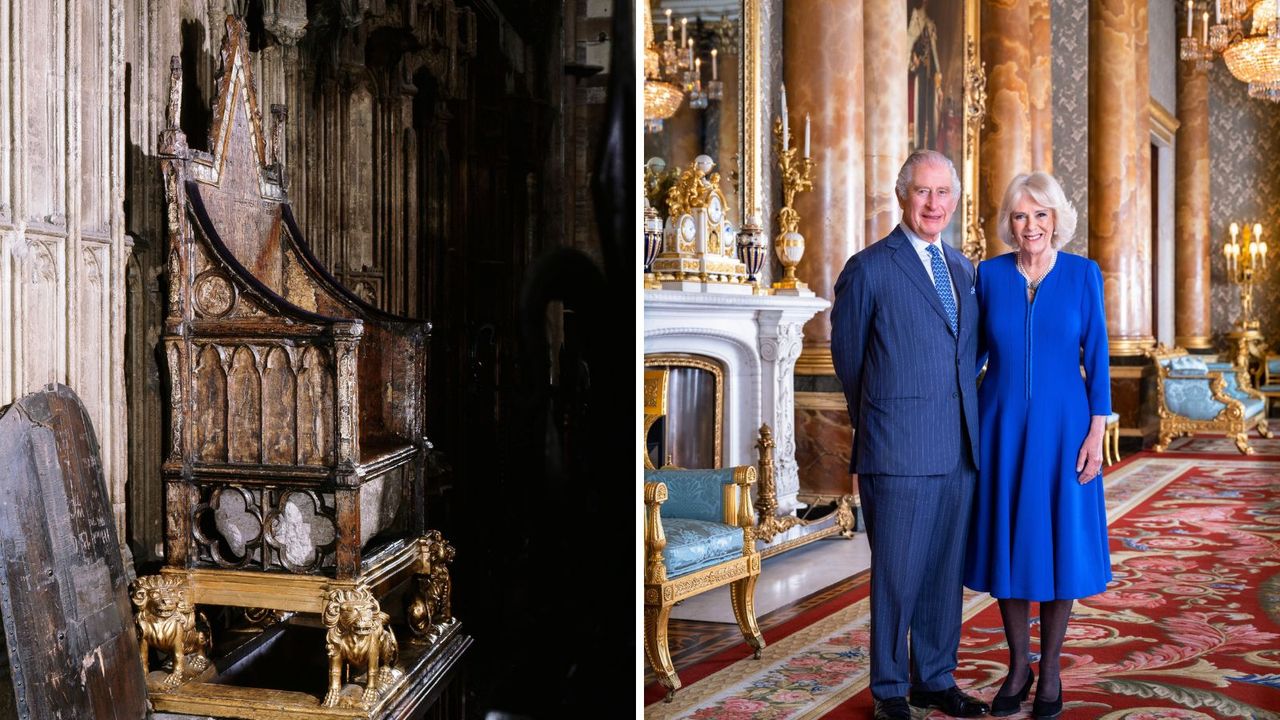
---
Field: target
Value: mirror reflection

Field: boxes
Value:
[643,0,742,229]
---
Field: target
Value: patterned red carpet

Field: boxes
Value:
[644,449,1280,719]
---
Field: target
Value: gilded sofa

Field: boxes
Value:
[1151,346,1271,454]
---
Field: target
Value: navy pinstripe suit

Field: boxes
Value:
[831,225,980,700]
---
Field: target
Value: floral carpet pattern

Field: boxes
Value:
[644,454,1280,720]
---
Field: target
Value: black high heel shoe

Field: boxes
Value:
[1032,687,1063,719]
[990,668,1034,717]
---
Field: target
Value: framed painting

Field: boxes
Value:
[907,0,985,261]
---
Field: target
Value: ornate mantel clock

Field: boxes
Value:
[651,155,750,291]
[136,17,468,718]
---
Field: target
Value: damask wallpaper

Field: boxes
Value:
[1207,64,1280,350]
[1050,0,1089,257]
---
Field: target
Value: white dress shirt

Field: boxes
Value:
[900,223,957,307]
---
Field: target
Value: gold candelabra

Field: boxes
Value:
[772,114,814,291]
[1224,221,1270,330]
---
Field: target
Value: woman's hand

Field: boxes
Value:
[1076,415,1108,484]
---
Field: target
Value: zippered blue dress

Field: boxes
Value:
[963,251,1113,601]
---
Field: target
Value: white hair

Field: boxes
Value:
[996,172,1078,249]
[895,150,961,202]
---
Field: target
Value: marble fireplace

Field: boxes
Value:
[644,290,854,553]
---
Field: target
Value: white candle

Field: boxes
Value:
[681,17,687,47]
[694,57,702,89]
[686,38,694,67]
[1203,11,1209,44]
[1187,0,1193,38]
[804,113,811,158]
[665,9,673,41]
[1215,0,1220,23]
[781,83,789,151]
[710,48,718,81]
[1231,222,1239,239]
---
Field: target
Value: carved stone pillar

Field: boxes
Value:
[1089,0,1153,355]
[1175,62,1212,350]
[1028,0,1053,172]
[980,0,1031,258]
[863,0,907,244]
[784,0,864,373]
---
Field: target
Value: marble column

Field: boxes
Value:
[980,0,1031,257]
[1175,61,1212,350]
[863,0,907,244]
[786,0,864,366]
[1089,0,1153,355]
[1028,0,1053,172]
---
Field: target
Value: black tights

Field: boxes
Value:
[995,598,1073,701]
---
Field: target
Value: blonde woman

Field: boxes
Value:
[963,172,1112,720]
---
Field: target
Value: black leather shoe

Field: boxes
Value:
[873,696,911,720]
[1031,689,1062,719]
[991,668,1034,716]
[909,685,991,717]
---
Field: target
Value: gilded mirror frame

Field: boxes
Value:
[741,0,761,227]
[960,0,986,262]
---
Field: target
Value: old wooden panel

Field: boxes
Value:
[0,384,147,720]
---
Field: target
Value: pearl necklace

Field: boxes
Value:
[1016,249,1057,300]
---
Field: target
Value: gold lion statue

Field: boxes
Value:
[131,575,211,691]
[408,531,456,640]
[322,586,399,708]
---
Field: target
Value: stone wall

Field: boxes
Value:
[0,0,129,538]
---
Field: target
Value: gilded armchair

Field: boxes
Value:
[643,466,764,701]
[1151,346,1271,454]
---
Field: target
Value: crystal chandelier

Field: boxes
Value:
[1182,0,1280,102]
[643,1,683,132]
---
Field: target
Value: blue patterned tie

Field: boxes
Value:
[926,244,957,333]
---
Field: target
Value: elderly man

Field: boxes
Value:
[832,150,989,720]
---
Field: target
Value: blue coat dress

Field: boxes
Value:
[963,251,1113,601]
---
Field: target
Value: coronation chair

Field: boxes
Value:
[1151,345,1271,454]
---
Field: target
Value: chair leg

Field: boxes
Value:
[729,574,765,659]
[1112,426,1122,463]
[644,604,680,701]
[1154,429,1174,453]
[1234,432,1255,455]
[1257,416,1273,439]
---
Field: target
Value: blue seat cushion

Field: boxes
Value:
[1259,384,1280,394]
[1165,377,1227,420]
[661,518,745,578]
[1269,358,1280,376]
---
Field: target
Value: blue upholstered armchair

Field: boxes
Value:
[643,466,764,701]
[1151,346,1272,454]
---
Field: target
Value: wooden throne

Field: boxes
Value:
[139,16,467,718]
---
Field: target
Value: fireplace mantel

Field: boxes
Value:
[643,290,829,516]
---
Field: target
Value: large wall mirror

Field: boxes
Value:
[643,0,761,231]
[644,355,724,469]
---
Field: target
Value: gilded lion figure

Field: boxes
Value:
[131,574,211,691]
[409,531,455,640]
[322,585,399,708]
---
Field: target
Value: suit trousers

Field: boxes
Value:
[858,452,977,699]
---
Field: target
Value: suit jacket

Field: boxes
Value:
[831,225,980,476]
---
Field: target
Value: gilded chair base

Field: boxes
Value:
[644,553,765,702]
[1102,418,1121,466]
